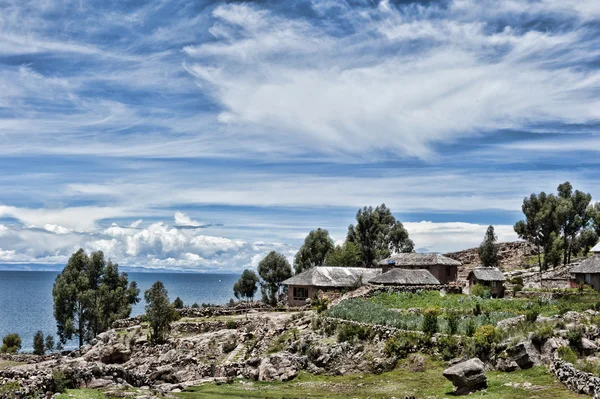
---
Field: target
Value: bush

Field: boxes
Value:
[191,303,200,308]
[421,307,440,335]
[512,284,524,294]
[557,346,577,364]
[566,328,584,352]
[473,303,482,316]
[509,276,524,286]
[473,325,498,348]
[525,307,540,324]
[445,310,460,335]
[52,370,74,393]
[437,335,461,361]
[471,284,491,298]
[337,324,374,343]
[384,333,427,359]
[531,323,554,346]
[226,319,237,329]
[465,319,476,337]
[33,330,45,355]
[0,333,22,354]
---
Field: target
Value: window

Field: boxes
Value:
[491,281,497,288]
[586,274,592,284]
[293,287,309,301]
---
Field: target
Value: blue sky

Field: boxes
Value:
[0,0,599,272]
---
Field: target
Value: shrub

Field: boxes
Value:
[384,333,427,359]
[422,307,440,335]
[465,319,476,337]
[566,328,584,352]
[52,370,74,393]
[0,333,22,354]
[33,330,45,355]
[445,310,460,335]
[531,323,554,346]
[471,284,491,298]
[226,319,237,329]
[509,276,524,286]
[191,303,200,309]
[557,346,577,364]
[512,284,524,294]
[473,303,482,316]
[337,324,374,343]
[473,325,498,348]
[312,295,329,313]
[525,307,540,324]
[437,335,461,361]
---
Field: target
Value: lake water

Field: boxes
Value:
[0,271,239,352]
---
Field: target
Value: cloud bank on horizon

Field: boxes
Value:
[0,0,599,271]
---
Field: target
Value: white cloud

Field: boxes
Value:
[174,211,202,227]
[43,224,72,235]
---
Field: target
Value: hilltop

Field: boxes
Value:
[445,241,537,271]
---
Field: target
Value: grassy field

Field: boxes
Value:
[56,389,107,399]
[175,365,583,399]
[0,360,26,370]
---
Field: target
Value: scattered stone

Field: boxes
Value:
[443,358,487,395]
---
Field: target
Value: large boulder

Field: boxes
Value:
[443,358,487,395]
[504,341,541,370]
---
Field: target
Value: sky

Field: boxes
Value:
[0,0,599,272]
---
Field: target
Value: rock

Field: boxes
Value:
[582,338,598,355]
[541,338,569,362]
[407,354,425,372]
[495,358,519,372]
[443,358,487,395]
[87,378,115,389]
[505,341,541,370]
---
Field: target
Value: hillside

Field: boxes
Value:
[445,241,537,280]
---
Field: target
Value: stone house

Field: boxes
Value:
[369,268,440,286]
[570,243,600,291]
[281,266,382,307]
[467,267,506,298]
[377,253,461,284]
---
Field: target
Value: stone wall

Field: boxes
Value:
[550,356,600,397]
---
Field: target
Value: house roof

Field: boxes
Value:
[369,268,440,285]
[468,267,506,282]
[571,255,600,274]
[591,242,600,254]
[377,253,461,267]
[282,266,382,288]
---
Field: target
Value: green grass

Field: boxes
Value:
[55,389,107,399]
[175,365,582,399]
[368,291,600,316]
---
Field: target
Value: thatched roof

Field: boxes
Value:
[468,267,506,282]
[591,243,600,254]
[369,268,440,286]
[282,267,382,288]
[378,253,461,267]
[571,256,600,274]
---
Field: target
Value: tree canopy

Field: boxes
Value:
[293,228,335,274]
[233,269,260,301]
[514,182,599,273]
[347,204,414,266]
[324,241,361,267]
[52,249,139,347]
[257,251,292,305]
[478,225,499,267]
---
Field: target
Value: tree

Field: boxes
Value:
[324,241,361,266]
[347,204,414,266]
[573,228,599,256]
[33,330,45,355]
[53,249,139,347]
[0,333,21,354]
[45,335,55,353]
[172,297,184,309]
[555,182,593,265]
[257,251,292,305]
[145,281,177,344]
[233,269,260,301]
[514,192,558,271]
[293,228,335,274]
[478,226,499,267]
